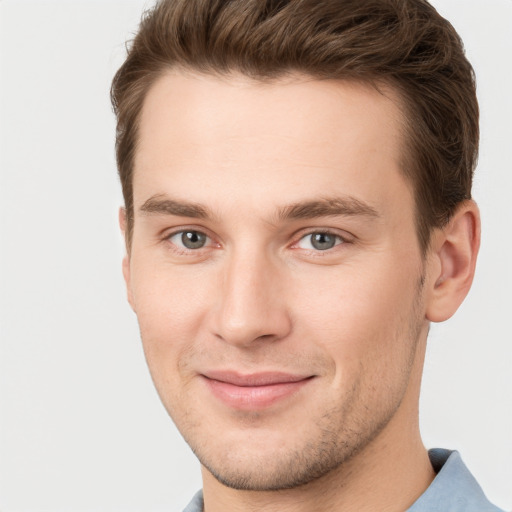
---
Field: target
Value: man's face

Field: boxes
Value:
[123,72,432,490]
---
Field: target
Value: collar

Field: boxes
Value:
[407,448,504,512]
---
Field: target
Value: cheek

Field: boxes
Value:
[297,263,415,330]
[292,260,422,376]
[129,258,214,382]
[131,250,214,326]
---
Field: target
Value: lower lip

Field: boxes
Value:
[203,377,312,410]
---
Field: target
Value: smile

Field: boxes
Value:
[201,371,314,410]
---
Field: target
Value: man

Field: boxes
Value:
[111,0,505,510]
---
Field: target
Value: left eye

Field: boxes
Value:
[296,232,343,251]
[168,230,210,250]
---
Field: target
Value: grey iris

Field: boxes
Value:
[311,233,336,250]
[182,231,207,249]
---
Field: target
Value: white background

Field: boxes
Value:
[0,0,510,510]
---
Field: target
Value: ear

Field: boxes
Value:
[119,207,136,311]
[425,200,481,323]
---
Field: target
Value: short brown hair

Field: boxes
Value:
[111,0,478,253]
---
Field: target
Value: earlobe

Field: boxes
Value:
[425,200,481,323]
[119,207,136,312]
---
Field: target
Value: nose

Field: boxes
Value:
[211,249,292,347]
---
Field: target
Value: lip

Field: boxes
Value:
[201,371,314,410]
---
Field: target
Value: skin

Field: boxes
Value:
[121,71,480,512]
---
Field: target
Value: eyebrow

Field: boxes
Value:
[276,196,380,221]
[140,195,211,219]
[139,194,380,222]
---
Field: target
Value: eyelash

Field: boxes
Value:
[291,229,349,255]
[164,228,217,254]
[162,228,351,256]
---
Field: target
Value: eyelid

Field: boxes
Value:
[291,227,352,246]
[160,225,352,254]
[162,226,220,252]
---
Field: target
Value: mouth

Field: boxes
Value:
[200,371,315,410]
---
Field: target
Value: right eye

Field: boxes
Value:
[296,232,344,251]
[167,230,210,250]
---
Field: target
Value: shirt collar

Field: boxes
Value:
[407,448,503,512]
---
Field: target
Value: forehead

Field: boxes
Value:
[133,71,411,219]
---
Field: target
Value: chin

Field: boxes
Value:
[200,447,344,491]
[187,416,380,492]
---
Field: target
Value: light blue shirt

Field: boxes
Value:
[183,449,506,512]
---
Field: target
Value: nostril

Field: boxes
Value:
[255,334,276,341]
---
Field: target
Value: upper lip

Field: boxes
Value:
[202,370,313,387]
